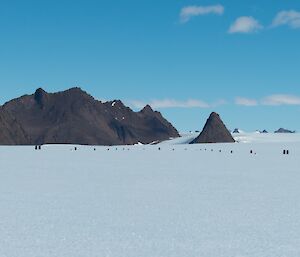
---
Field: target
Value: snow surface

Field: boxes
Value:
[159,133,196,145]
[233,132,300,144]
[160,132,300,145]
[1,135,300,257]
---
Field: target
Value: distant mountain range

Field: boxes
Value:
[0,88,179,145]
[232,128,296,134]
[0,88,297,145]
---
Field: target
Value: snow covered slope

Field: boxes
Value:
[0,143,300,257]
[160,132,300,145]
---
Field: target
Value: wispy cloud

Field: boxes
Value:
[234,94,300,106]
[211,99,228,107]
[180,5,224,23]
[228,16,263,34]
[261,94,300,106]
[272,10,300,29]
[128,99,210,109]
[235,97,258,106]
[128,94,300,110]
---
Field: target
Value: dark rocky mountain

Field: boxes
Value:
[274,128,295,134]
[0,107,29,145]
[232,128,240,133]
[261,130,268,133]
[190,112,235,144]
[1,87,179,145]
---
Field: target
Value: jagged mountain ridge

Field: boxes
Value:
[1,87,179,145]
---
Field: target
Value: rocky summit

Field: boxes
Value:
[274,128,295,134]
[1,87,179,145]
[190,112,235,144]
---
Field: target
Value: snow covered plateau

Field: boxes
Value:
[0,133,300,257]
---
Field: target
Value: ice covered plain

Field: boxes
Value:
[0,133,300,257]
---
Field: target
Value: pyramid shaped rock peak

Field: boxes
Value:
[191,112,235,144]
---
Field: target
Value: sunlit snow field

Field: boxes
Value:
[0,133,300,257]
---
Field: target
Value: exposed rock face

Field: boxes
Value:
[0,108,29,145]
[2,87,179,145]
[233,128,240,133]
[275,128,295,133]
[190,112,235,144]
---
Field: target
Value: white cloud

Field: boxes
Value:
[235,97,258,106]
[272,10,300,29]
[228,16,263,34]
[211,99,228,107]
[180,5,224,23]
[129,99,210,109]
[128,100,149,109]
[129,94,300,110]
[261,94,300,106]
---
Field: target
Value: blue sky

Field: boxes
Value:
[0,0,300,132]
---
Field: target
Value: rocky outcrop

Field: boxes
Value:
[190,112,235,144]
[0,108,29,145]
[275,128,295,133]
[233,128,240,133]
[2,87,179,145]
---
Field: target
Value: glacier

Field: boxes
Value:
[0,134,300,257]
